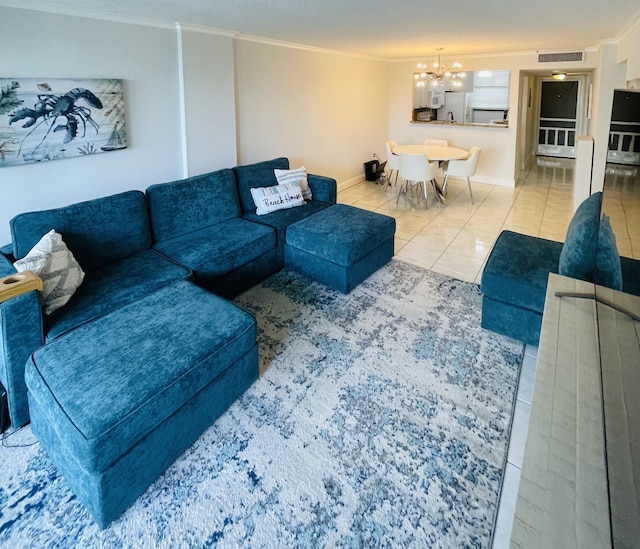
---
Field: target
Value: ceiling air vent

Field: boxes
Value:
[538,51,584,63]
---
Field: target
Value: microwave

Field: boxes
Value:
[429,90,445,109]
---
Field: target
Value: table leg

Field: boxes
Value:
[431,180,447,205]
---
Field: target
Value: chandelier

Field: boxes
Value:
[415,48,465,88]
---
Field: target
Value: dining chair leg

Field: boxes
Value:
[395,180,403,204]
[467,177,474,204]
[414,181,427,209]
[396,179,409,205]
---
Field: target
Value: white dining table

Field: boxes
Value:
[392,144,469,203]
[392,144,468,161]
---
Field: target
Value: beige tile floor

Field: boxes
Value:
[602,163,640,259]
[339,157,640,285]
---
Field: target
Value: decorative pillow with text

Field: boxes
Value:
[250,181,306,216]
[274,166,312,201]
[13,229,85,315]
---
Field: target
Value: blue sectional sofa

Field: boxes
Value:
[0,158,338,429]
[481,191,640,345]
[146,157,338,298]
[0,157,394,528]
[1,190,192,428]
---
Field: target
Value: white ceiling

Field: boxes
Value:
[2,0,640,59]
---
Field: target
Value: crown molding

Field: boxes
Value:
[176,23,237,38]
[615,8,640,40]
[392,49,538,64]
[392,46,599,64]
[234,33,385,62]
[0,1,175,29]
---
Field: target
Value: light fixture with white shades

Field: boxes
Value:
[415,48,466,88]
[552,71,567,80]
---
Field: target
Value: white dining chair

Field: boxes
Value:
[397,153,441,209]
[424,138,449,146]
[424,139,451,175]
[385,140,400,185]
[444,146,481,203]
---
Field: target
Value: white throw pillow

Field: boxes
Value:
[250,181,306,216]
[13,229,85,315]
[274,166,312,201]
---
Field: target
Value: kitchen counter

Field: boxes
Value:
[410,120,509,128]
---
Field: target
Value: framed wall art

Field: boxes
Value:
[0,78,127,167]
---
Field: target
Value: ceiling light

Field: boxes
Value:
[552,71,567,80]
[416,48,465,88]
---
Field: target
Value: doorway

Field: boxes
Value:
[536,78,587,159]
[607,89,640,166]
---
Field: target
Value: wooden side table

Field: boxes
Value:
[511,273,640,548]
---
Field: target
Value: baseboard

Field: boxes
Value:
[337,174,365,192]
[338,173,515,191]
[448,175,516,188]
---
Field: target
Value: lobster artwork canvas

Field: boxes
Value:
[0,78,127,167]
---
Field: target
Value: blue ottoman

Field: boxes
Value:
[25,280,258,528]
[481,230,563,345]
[285,204,396,293]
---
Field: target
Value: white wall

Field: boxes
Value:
[617,15,640,83]
[590,42,628,192]
[0,7,184,244]
[0,5,633,246]
[389,55,523,187]
[0,7,391,245]
[234,39,389,185]
[178,26,237,177]
[388,50,602,187]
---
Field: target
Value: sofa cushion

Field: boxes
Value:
[45,249,191,340]
[558,191,602,281]
[243,200,332,244]
[234,157,290,214]
[10,191,152,272]
[593,215,622,291]
[481,230,564,313]
[13,230,85,315]
[26,280,256,472]
[152,217,276,279]
[147,169,241,242]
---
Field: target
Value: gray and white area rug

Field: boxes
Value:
[0,260,524,548]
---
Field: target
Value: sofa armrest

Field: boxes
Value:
[308,174,337,204]
[1,271,43,304]
[0,253,45,428]
[0,243,14,261]
[0,250,15,277]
